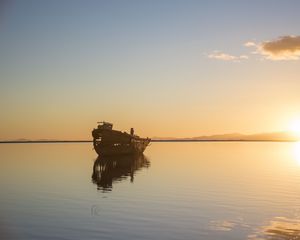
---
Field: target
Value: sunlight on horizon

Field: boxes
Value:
[289,119,300,134]
[287,118,300,141]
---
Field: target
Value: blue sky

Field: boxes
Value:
[1,0,300,139]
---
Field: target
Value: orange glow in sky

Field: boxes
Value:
[0,1,300,140]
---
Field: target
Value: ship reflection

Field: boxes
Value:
[92,154,150,192]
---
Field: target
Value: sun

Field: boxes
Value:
[288,119,300,138]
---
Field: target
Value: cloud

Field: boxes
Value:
[208,51,248,62]
[245,35,300,60]
[209,35,300,62]
[244,41,256,47]
[239,55,249,59]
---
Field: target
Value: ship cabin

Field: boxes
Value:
[97,122,113,130]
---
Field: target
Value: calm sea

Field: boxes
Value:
[1,142,300,240]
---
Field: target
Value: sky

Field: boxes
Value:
[1,0,300,140]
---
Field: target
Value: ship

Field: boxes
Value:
[92,122,151,156]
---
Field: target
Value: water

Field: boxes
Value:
[1,142,300,239]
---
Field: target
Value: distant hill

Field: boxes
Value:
[1,131,299,143]
[152,131,299,141]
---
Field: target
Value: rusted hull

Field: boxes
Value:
[92,124,150,156]
[93,139,150,156]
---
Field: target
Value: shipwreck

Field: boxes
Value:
[92,122,151,156]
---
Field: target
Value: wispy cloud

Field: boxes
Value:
[208,35,300,62]
[244,41,256,47]
[208,51,248,62]
[245,35,300,60]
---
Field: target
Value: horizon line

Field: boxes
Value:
[0,139,299,144]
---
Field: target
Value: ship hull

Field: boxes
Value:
[93,139,150,156]
[92,123,150,156]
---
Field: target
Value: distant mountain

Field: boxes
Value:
[0,139,91,143]
[152,131,299,141]
[1,131,299,143]
[15,138,31,141]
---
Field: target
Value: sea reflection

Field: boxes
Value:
[248,217,300,240]
[91,154,150,191]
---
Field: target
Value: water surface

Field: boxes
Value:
[1,142,300,239]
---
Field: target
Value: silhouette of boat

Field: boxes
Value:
[92,122,151,156]
[92,154,150,191]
